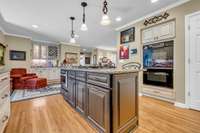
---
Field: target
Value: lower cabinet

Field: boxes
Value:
[0,72,10,133]
[61,70,139,133]
[75,81,86,115]
[87,84,110,133]
[113,73,138,133]
[66,78,76,107]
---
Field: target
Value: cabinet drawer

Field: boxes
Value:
[0,86,10,107]
[87,73,110,88]
[76,71,86,82]
[68,71,75,78]
[0,75,9,90]
[143,87,175,100]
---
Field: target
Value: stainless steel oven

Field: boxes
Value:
[61,70,68,89]
[143,69,173,89]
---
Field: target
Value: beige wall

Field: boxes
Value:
[5,35,32,71]
[117,0,200,103]
[59,43,80,66]
[0,31,6,44]
[96,48,117,64]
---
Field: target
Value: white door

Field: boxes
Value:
[189,13,200,111]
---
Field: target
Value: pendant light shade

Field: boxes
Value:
[70,37,76,43]
[101,0,111,26]
[69,17,76,43]
[81,2,88,31]
[81,23,88,31]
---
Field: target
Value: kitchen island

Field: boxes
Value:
[60,68,139,133]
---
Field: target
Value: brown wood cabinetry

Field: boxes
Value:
[87,84,110,133]
[75,80,86,115]
[66,77,76,107]
[61,69,139,133]
[113,73,138,133]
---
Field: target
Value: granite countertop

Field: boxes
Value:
[61,68,142,74]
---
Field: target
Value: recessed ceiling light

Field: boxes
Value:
[32,25,39,28]
[115,17,122,22]
[151,0,159,3]
[83,49,87,51]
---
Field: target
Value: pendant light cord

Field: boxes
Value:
[83,6,86,23]
[70,17,75,38]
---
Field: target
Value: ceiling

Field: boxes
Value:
[0,0,184,49]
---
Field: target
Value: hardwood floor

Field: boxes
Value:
[5,95,200,133]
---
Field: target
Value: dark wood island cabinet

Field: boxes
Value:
[61,68,139,133]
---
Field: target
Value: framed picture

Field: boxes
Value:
[119,45,129,59]
[10,50,26,61]
[0,44,6,66]
[120,27,135,44]
[65,52,78,64]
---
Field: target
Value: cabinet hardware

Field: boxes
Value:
[153,91,160,94]
[0,77,8,82]
[1,94,8,99]
[2,115,8,123]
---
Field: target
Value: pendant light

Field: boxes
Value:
[101,0,111,26]
[81,2,88,31]
[69,17,76,43]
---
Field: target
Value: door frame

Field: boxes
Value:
[185,10,200,108]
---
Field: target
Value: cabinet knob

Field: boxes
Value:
[1,94,8,99]
[0,77,8,83]
[2,115,8,123]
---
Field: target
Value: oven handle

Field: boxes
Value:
[154,72,169,76]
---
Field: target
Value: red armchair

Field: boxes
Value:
[10,68,38,89]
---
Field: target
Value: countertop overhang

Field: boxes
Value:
[61,68,142,74]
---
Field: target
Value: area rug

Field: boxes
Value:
[11,84,61,102]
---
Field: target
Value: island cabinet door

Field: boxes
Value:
[113,73,138,133]
[66,78,76,107]
[75,81,86,115]
[87,84,110,133]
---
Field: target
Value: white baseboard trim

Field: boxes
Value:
[174,102,189,109]
[139,93,143,96]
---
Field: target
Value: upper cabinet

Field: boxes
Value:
[142,21,175,44]
[32,44,48,59]
[32,43,59,60]
[33,44,41,59]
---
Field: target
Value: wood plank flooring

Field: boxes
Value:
[4,95,200,133]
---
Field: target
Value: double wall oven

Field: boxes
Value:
[143,40,174,89]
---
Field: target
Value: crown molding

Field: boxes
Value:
[4,32,32,39]
[60,42,80,47]
[32,39,58,45]
[115,0,190,31]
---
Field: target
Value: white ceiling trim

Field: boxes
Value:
[5,32,32,39]
[60,42,80,47]
[4,31,59,44]
[115,0,190,31]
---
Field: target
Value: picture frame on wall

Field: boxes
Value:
[120,27,135,44]
[0,43,6,66]
[10,50,26,61]
[119,44,129,59]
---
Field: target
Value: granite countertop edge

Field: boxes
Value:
[61,68,142,74]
